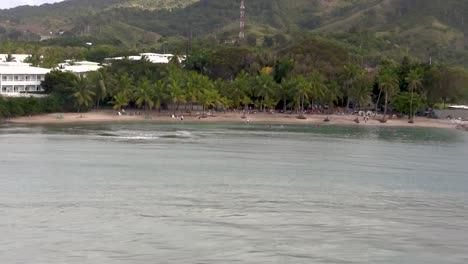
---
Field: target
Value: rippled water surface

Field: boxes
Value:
[1,122,468,263]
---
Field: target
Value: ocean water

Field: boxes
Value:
[0,122,467,264]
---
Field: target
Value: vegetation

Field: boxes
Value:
[2,40,466,122]
[0,0,467,66]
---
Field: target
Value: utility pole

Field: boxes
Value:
[239,0,246,41]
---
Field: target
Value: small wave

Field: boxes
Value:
[176,130,195,138]
[117,136,157,140]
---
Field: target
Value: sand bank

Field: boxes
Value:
[7,110,458,130]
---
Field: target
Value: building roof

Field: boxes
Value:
[0,54,32,63]
[0,62,50,75]
[57,60,102,74]
[105,53,185,64]
[59,65,102,73]
[74,61,100,66]
[448,105,468,110]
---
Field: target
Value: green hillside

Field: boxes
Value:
[114,0,199,10]
[0,0,467,66]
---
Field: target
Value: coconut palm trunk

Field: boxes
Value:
[382,91,388,122]
[409,86,415,122]
[301,94,304,116]
[283,96,287,112]
[375,89,382,118]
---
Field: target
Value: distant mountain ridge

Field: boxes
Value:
[0,0,467,66]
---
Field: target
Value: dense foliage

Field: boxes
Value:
[3,42,467,123]
[0,96,63,118]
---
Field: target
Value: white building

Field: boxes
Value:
[140,53,182,64]
[104,53,185,64]
[0,54,32,63]
[0,62,50,96]
[57,60,102,77]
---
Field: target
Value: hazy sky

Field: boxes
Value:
[0,0,64,9]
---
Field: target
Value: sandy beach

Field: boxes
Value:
[6,110,459,130]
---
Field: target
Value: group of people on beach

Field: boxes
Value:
[172,114,184,121]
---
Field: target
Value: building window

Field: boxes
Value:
[14,76,18,81]
[1,76,6,81]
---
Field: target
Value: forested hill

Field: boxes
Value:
[0,0,467,66]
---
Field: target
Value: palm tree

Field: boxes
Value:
[88,71,107,110]
[118,73,135,102]
[341,63,362,111]
[198,75,217,115]
[278,79,293,113]
[72,77,95,112]
[199,87,221,115]
[5,54,15,62]
[292,75,310,118]
[308,71,327,106]
[134,78,154,111]
[377,70,400,122]
[152,80,166,112]
[231,71,251,110]
[184,71,204,112]
[167,71,186,114]
[324,80,342,116]
[24,53,42,66]
[254,72,277,112]
[405,68,423,123]
[350,74,372,111]
[110,92,129,111]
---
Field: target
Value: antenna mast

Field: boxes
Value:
[239,0,246,40]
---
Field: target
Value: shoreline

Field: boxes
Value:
[5,110,459,130]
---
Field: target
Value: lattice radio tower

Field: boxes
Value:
[239,0,246,40]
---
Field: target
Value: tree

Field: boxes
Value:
[134,78,154,111]
[377,69,400,122]
[87,71,107,110]
[110,92,129,111]
[278,78,294,112]
[254,72,278,111]
[184,71,202,111]
[246,34,257,47]
[168,54,182,68]
[23,54,42,66]
[394,92,425,116]
[230,71,251,110]
[274,58,294,84]
[199,87,221,115]
[308,71,327,106]
[341,62,363,111]
[116,73,135,102]
[273,34,287,46]
[72,77,95,112]
[350,73,373,111]
[263,36,274,47]
[152,80,166,112]
[183,51,210,75]
[41,70,77,94]
[324,80,342,115]
[5,54,15,62]
[166,70,186,113]
[291,75,309,118]
[405,68,423,123]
